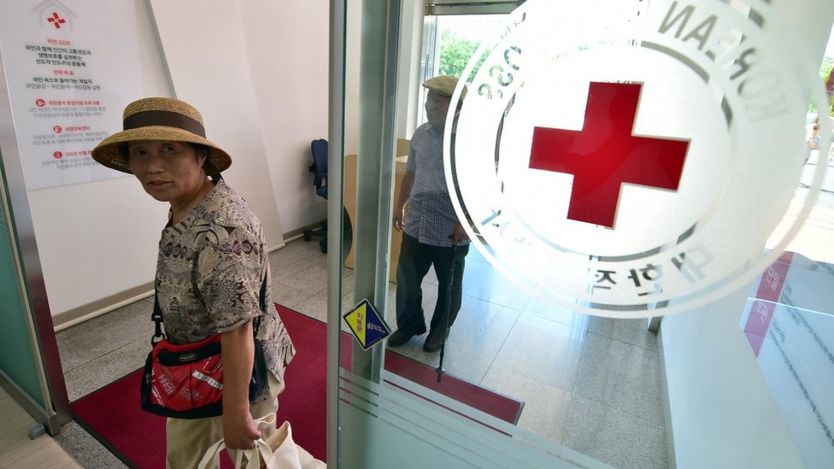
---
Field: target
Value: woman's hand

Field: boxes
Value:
[222,409,261,450]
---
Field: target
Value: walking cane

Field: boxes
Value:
[436,245,459,383]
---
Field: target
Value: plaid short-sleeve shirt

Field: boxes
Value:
[155,179,295,389]
[404,123,469,247]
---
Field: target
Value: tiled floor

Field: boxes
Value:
[384,248,667,468]
[53,238,668,469]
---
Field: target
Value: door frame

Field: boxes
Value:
[0,48,70,436]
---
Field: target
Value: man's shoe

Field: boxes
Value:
[388,327,420,347]
[423,328,449,353]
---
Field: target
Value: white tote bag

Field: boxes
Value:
[263,420,325,469]
[198,414,326,469]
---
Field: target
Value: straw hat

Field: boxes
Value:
[92,97,231,175]
[422,75,459,97]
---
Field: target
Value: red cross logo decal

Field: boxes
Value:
[47,12,66,29]
[529,82,689,228]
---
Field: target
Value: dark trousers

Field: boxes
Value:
[395,233,469,334]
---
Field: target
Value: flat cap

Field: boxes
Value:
[422,75,459,97]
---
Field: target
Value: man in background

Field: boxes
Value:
[389,75,469,353]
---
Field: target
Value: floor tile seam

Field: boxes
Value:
[462,291,526,316]
[272,282,314,307]
[515,370,577,397]
[526,310,592,329]
[428,343,499,369]
[460,288,522,310]
[570,328,604,395]
[269,245,321,259]
[571,391,666,430]
[444,343,503,368]
[52,438,86,467]
[307,285,328,299]
[55,430,127,469]
[288,284,328,297]
[56,317,135,338]
[270,250,319,263]
[513,285,537,313]
[61,361,87,374]
[570,381,665,425]
[272,259,326,281]
[57,308,153,342]
[67,336,148,376]
[572,369,663,404]
[585,328,660,354]
[285,296,317,310]
[578,349,660,376]
[60,346,124,374]
[477,311,523,386]
[46,438,84,469]
[296,291,327,307]
[445,315,520,364]
[273,275,327,293]
[283,249,327,263]
[278,287,327,308]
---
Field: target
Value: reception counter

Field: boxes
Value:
[344,138,410,282]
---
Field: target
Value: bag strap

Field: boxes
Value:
[253,267,268,335]
[196,439,262,469]
[151,290,165,346]
[151,269,269,345]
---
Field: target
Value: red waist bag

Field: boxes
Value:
[140,274,269,419]
[143,335,225,417]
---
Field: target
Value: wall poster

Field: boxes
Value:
[0,0,141,190]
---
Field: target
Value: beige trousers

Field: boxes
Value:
[165,373,284,469]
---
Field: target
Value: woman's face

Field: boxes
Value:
[127,140,207,205]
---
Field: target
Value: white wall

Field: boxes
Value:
[237,0,329,233]
[660,286,805,468]
[344,0,362,156]
[396,1,424,140]
[27,0,173,316]
[29,0,336,319]
[345,0,417,152]
[148,0,284,249]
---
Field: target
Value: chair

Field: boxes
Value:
[303,139,329,253]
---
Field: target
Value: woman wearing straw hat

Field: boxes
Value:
[93,97,295,468]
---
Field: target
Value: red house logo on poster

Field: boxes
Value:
[32,0,76,31]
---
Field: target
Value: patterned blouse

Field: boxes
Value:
[155,179,295,396]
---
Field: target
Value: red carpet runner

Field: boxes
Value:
[70,305,523,468]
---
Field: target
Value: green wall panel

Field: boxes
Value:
[0,203,44,407]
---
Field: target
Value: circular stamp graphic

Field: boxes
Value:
[445,0,830,317]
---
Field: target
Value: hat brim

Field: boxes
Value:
[422,82,467,99]
[91,125,231,175]
[423,84,454,97]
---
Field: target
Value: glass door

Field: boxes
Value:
[328,1,834,468]
[331,1,611,467]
